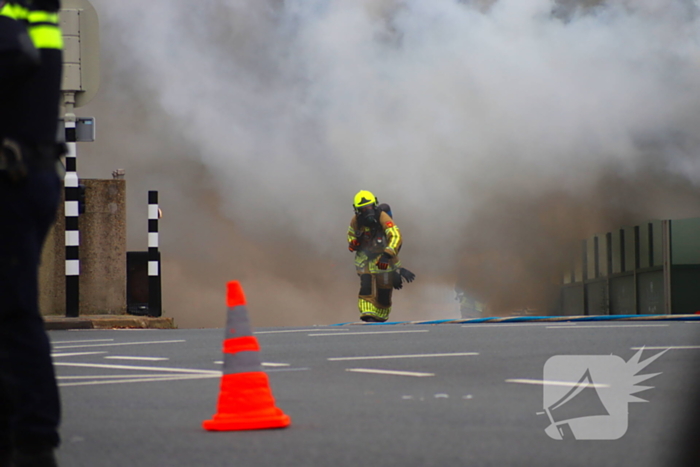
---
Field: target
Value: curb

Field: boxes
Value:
[44,314,177,330]
[330,314,700,326]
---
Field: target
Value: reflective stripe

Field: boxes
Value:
[359,298,376,313]
[15,9,63,50]
[28,24,63,49]
[65,200,79,217]
[223,351,262,375]
[347,226,356,239]
[148,232,159,248]
[354,251,398,274]
[375,306,391,319]
[385,225,401,251]
[354,251,368,269]
[224,305,253,340]
[65,259,80,276]
[358,298,391,318]
[0,4,28,20]
[148,260,159,276]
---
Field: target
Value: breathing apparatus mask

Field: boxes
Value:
[356,204,378,226]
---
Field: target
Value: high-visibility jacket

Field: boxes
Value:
[347,211,402,258]
[0,1,63,62]
[0,1,63,146]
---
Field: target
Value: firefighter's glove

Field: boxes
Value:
[400,268,416,283]
[376,253,392,270]
[393,270,403,290]
[0,139,28,185]
[348,239,360,252]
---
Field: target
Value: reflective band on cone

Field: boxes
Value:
[202,281,291,431]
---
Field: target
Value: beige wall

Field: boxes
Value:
[39,179,127,316]
[39,201,65,316]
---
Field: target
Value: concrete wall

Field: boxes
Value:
[39,202,65,316]
[39,179,127,316]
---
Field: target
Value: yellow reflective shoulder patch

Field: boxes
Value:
[28,24,63,49]
[1,3,28,20]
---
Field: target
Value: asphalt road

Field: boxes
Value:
[48,321,700,467]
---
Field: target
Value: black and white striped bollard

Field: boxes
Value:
[148,190,162,317]
[64,120,79,317]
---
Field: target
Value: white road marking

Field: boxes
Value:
[346,368,434,377]
[52,339,115,344]
[53,339,186,350]
[547,324,669,329]
[51,351,107,358]
[462,323,578,328]
[631,345,700,350]
[58,374,219,388]
[212,361,289,367]
[53,362,220,375]
[56,365,302,389]
[506,378,610,388]
[309,330,429,337]
[266,367,310,372]
[255,329,349,334]
[58,375,179,380]
[104,356,169,361]
[328,352,478,361]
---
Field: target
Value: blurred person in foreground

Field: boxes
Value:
[0,0,65,465]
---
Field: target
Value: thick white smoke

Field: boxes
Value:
[77,0,700,326]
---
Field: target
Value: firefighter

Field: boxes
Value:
[347,190,411,322]
[0,1,64,465]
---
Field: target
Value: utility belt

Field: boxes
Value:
[0,137,66,183]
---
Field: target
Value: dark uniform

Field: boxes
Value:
[0,1,64,465]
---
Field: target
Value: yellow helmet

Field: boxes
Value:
[353,190,377,209]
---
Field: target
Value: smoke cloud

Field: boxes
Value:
[77,0,700,327]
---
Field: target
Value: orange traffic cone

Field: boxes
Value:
[202,281,291,431]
